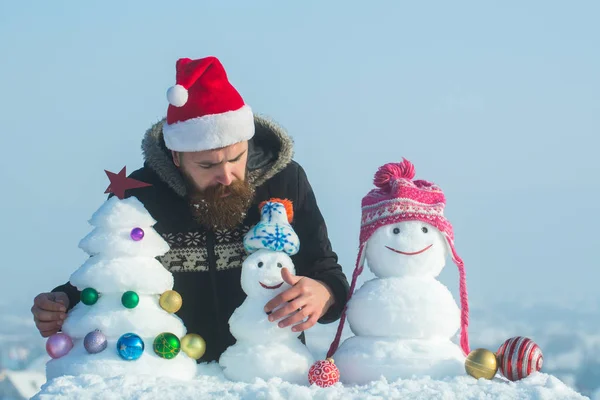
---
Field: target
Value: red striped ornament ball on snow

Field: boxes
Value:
[496,336,543,381]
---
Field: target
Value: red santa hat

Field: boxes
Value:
[163,56,255,152]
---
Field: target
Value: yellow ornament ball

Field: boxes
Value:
[181,333,206,360]
[159,290,182,313]
[465,348,499,380]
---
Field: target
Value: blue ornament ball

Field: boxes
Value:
[116,333,144,360]
[84,329,107,354]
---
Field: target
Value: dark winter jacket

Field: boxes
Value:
[53,115,350,362]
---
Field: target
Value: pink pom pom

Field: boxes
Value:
[373,158,415,189]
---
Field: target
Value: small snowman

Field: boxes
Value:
[219,198,315,384]
[321,158,470,385]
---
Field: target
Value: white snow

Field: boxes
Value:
[78,197,170,258]
[334,221,467,384]
[334,336,465,384]
[69,256,174,294]
[219,341,315,385]
[44,196,197,382]
[227,296,297,342]
[78,226,170,258]
[87,196,158,229]
[44,336,196,381]
[61,294,188,339]
[239,250,295,299]
[365,221,448,279]
[10,298,594,399]
[32,363,588,399]
[345,277,461,338]
[26,195,592,398]
[219,249,315,384]
[0,369,46,399]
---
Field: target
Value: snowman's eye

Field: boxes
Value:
[422,227,428,233]
[258,261,264,268]
[277,262,283,268]
[393,228,400,234]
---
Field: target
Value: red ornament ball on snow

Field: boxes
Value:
[308,358,340,387]
[496,336,543,381]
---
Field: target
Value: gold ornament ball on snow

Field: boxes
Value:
[181,333,206,360]
[159,290,182,313]
[465,348,499,380]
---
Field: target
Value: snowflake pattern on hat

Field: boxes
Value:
[243,200,299,256]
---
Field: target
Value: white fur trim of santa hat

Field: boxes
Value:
[163,105,255,152]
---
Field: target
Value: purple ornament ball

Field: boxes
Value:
[84,329,108,354]
[46,333,74,359]
[130,227,145,241]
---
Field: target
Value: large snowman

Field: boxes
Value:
[219,198,315,384]
[325,158,470,385]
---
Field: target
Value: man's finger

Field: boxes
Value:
[290,315,319,332]
[33,307,66,323]
[281,267,302,286]
[36,320,62,332]
[40,328,60,338]
[267,298,305,322]
[53,292,70,308]
[35,294,67,313]
[277,306,311,328]
[264,285,301,313]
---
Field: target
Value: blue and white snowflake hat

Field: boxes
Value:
[243,198,300,256]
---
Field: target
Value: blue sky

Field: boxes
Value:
[1,0,598,321]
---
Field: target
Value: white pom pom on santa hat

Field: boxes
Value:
[166,84,188,107]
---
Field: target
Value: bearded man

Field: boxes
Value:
[30,56,350,362]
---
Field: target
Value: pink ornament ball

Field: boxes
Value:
[46,332,74,359]
[130,227,145,241]
[497,336,543,381]
[308,358,340,387]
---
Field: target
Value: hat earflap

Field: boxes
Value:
[326,242,367,359]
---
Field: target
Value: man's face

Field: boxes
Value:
[172,140,255,229]
[172,140,249,192]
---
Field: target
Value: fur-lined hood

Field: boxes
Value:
[140,115,294,197]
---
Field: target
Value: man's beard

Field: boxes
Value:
[182,171,255,230]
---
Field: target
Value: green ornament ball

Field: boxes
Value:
[81,288,99,306]
[121,291,139,309]
[153,332,181,359]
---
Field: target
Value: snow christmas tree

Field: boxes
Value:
[44,167,201,381]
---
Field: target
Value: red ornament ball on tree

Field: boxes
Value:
[308,358,340,387]
[496,336,543,381]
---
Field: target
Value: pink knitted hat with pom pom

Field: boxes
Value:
[326,158,470,358]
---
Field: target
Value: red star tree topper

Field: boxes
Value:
[104,167,152,199]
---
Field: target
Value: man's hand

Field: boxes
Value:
[264,268,335,332]
[31,292,69,337]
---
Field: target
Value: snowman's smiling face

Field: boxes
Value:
[241,249,295,297]
[365,221,448,278]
